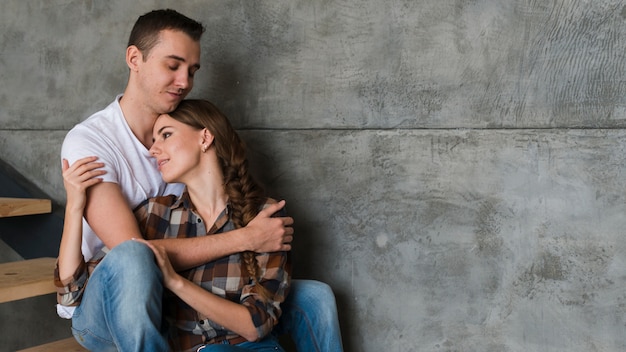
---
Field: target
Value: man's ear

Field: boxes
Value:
[126,45,143,72]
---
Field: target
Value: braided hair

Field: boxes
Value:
[167,99,272,301]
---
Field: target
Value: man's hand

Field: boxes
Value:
[244,200,294,252]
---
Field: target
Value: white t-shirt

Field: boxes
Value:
[58,95,183,318]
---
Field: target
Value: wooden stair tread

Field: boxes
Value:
[0,257,57,303]
[0,197,52,218]
[17,337,87,352]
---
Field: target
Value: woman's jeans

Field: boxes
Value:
[197,334,284,351]
[71,241,343,352]
[276,280,344,352]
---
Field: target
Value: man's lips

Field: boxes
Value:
[167,92,182,100]
[168,89,185,97]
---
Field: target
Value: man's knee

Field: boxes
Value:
[106,239,153,260]
[98,240,161,284]
[105,239,155,266]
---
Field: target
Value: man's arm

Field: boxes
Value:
[154,201,294,270]
[83,182,143,247]
[85,183,294,270]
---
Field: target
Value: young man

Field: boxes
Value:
[59,9,343,352]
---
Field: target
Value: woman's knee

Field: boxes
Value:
[289,279,338,319]
[292,279,335,301]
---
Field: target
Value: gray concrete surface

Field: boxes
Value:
[2,1,626,351]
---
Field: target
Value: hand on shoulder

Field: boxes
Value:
[62,156,106,212]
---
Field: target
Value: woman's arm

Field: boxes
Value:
[135,241,291,341]
[168,272,260,341]
[240,250,291,338]
[238,199,292,337]
[55,157,105,304]
[136,239,261,341]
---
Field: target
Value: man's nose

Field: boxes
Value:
[176,72,191,90]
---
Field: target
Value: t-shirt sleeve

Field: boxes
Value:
[61,125,120,184]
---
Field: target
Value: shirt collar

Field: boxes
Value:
[171,188,192,210]
[171,188,232,232]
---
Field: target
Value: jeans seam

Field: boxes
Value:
[287,303,322,352]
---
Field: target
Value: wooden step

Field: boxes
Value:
[0,257,56,303]
[17,337,87,352]
[0,197,52,218]
[0,258,86,351]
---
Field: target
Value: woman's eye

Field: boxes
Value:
[163,132,172,139]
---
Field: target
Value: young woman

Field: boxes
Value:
[56,99,291,352]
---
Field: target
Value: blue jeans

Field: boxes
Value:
[198,334,284,351]
[276,280,344,352]
[71,240,169,352]
[71,242,343,352]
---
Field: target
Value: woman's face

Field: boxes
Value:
[150,114,204,183]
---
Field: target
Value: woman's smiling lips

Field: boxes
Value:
[157,159,169,170]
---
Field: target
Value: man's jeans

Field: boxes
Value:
[71,240,169,351]
[71,240,344,352]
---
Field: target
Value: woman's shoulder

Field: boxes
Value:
[151,194,179,205]
[133,194,178,213]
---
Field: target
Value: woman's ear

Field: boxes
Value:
[126,45,142,72]
[201,128,215,148]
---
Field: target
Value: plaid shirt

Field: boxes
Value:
[55,190,291,352]
[54,250,105,307]
[135,191,291,351]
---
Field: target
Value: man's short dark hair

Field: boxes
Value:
[128,9,205,59]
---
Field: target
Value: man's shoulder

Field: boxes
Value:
[62,97,127,154]
[67,98,123,135]
[62,117,116,155]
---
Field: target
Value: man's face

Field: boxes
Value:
[136,29,201,115]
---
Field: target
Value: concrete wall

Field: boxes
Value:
[1,0,626,351]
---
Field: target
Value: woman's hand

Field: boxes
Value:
[57,156,105,282]
[134,239,260,341]
[133,238,183,290]
[62,157,106,212]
